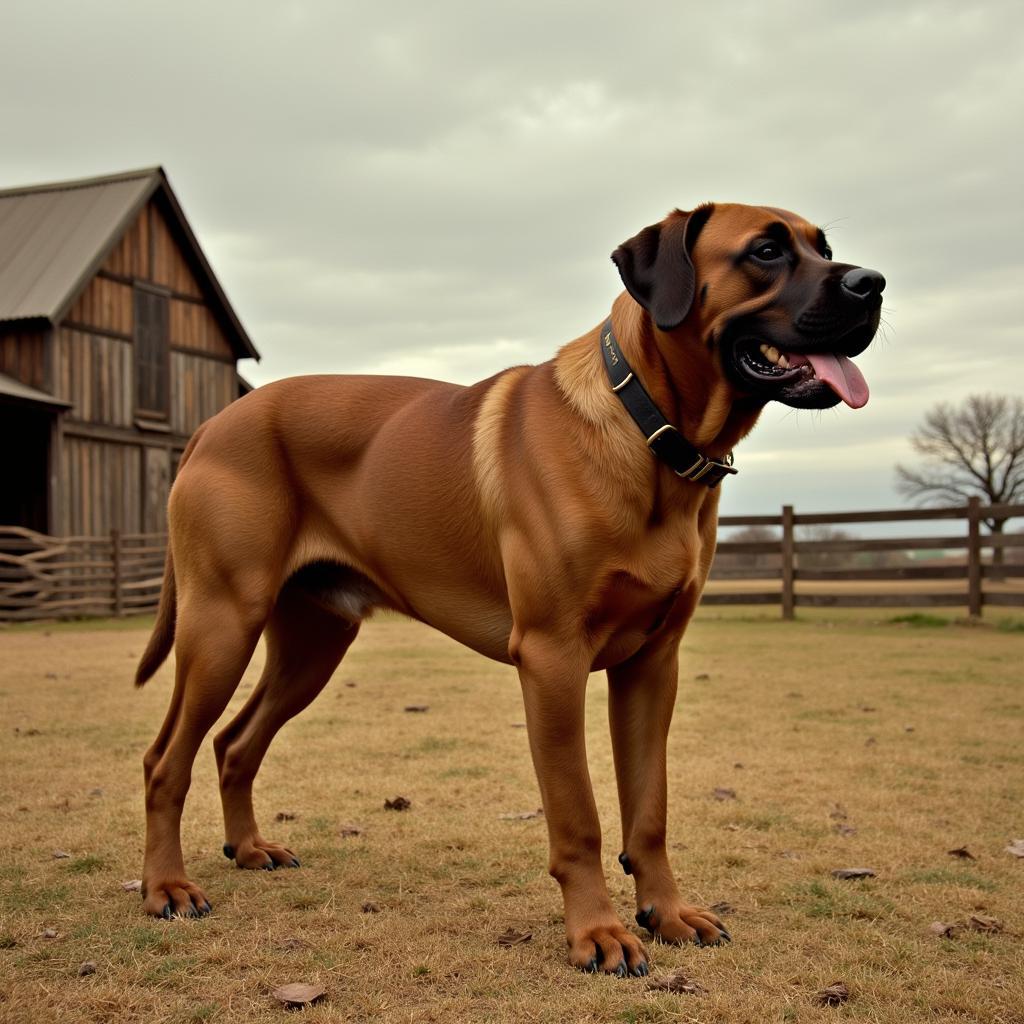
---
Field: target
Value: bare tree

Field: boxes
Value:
[896,394,1024,569]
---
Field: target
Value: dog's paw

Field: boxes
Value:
[568,919,649,977]
[224,838,300,871]
[141,878,212,919]
[635,902,730,946]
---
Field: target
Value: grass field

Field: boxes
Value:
[1,608,1023,1023]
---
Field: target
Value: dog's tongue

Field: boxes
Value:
[789,352,869,409]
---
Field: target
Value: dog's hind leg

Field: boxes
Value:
[214,580,360,871]
[141,584,272,918]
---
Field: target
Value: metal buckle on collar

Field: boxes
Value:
[678,451,738,485]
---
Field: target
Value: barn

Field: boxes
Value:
[0,166,259,537]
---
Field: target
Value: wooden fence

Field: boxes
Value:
[0,499,1022,622]
[0,527,165,622]
[707,497,1024,618]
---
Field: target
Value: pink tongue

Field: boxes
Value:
[788,352,869,409]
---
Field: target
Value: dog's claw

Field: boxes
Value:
[222,844,235,860]
[585,957,599,974]
[161,903,172,920]
[289,857,301,868]
[718,928,732,943]
[632,961,649,977]
[614,961,628,978]
[618,852,633,875]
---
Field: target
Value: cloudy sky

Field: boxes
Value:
[2,0,1021,517]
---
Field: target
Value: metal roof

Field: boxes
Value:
[0,167,259,361]
[0,371,71,410]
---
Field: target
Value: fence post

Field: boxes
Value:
[111,528,123,618]
[967,497,982,618]
[781,504,795,620]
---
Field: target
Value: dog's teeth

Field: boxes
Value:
[778,354,789,369]
[765,345,780,364]
[759,343,770,356]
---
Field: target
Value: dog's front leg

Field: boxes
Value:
[607,637,731,947]
[515,632,649,976]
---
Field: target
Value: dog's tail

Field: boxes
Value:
[135,547,176,687]
[134,426,205,688]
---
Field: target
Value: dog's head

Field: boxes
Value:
[611,203,884,410]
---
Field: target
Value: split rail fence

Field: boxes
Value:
[0,499,1021,622]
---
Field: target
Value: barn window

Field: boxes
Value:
[134,286,170,416]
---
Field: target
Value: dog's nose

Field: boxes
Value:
[841,267,886,300]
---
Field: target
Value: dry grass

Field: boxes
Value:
[1,608,1023,1023]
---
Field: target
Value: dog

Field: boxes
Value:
[135,202,884,976]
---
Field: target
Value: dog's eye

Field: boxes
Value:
[823,246,833,261]
[750,242,784,263]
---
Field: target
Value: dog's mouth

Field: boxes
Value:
[732,338,870,409]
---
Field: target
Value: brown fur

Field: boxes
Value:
[136,203,865,974]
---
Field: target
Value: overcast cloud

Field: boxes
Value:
[2,0,1021,516]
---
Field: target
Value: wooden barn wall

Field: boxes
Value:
[170,352,238,435]
[0,329,47,391]
[53,329,132,427]
[65,276,132,336]
[60,435,142,536]
[99,199,235,359]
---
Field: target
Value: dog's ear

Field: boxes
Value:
[611,204,714,331]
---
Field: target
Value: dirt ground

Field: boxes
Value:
[1,608,1022,1023]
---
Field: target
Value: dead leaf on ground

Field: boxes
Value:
[712,787,737,801]
[816,981,850,1006]
[344,682,357,688]
[384,796,411,811]
[499,809,543,820]
[903,725,915,733]
[947,845,975,860]
[275,811,297,822]
[646,968,704,994]
[829,804,848,821]
[403,704,429,713]
[831,868,875,880]
[361,901,380,914]
[496,928,533,947]
[78,961,96,977]
[276,937,312,951]
[968,914,1003,933]
[833,824,857,838]
[694,673,710,681]
[338,823,363,837]
[929,921,960,939]
[272,983,327,1009]
[733,762,745,769]
[52,850,71,859]
[1005,838,1024,858]
[709,901,735,915]
[120,880,142,892]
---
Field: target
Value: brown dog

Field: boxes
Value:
[135,202,884,975]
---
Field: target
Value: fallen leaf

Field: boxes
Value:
[275,811,297,822]
[968,914,1003,933]
[40,928,58,939]
[403,704,429,713]
[947,845,975,860]
[272,983,327,1009]
[1005,839,1024,858]
[52,850,71,859]
[831,868,875,880]
[361,901,381,914]
[498,809,543,820]
[733,762,745,769]
[277,937,312,951]
[646,968,703,994]
[928,921,960,938]
[829,804,848,821]
[338,823,363,837]
[903,725,915,733]
[712,787,737,801]
[384,796,411,811]
[833,824,857,838]
[496,928,532,947]
[694,673,710,681]
[344,682,357,688]
[816,981,850,1006]
[78,961,96,977]
[120,880,142,892]
[709,901,734,915]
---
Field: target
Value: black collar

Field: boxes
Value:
[599,319,737,488]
